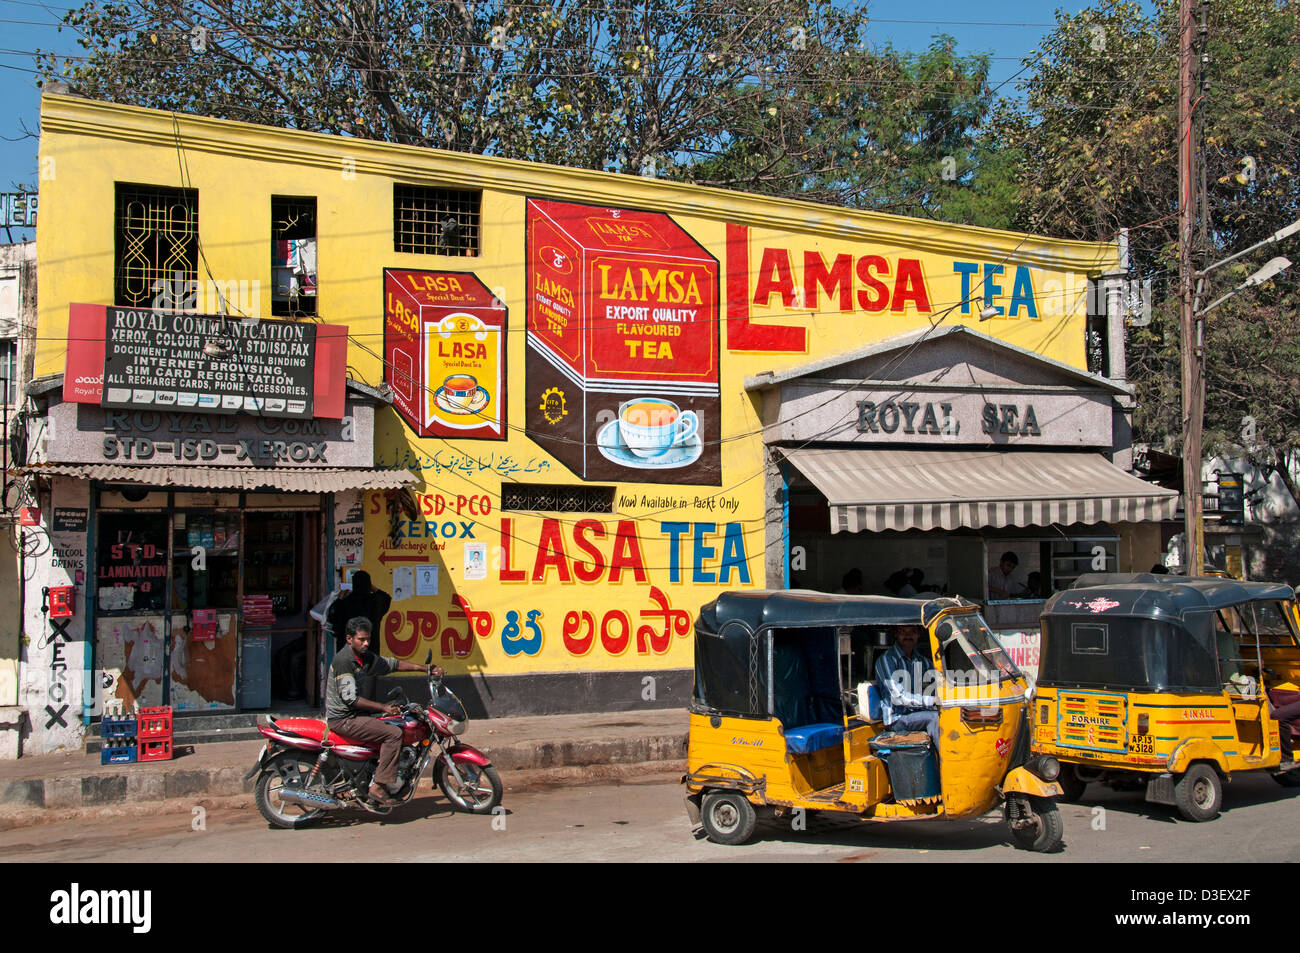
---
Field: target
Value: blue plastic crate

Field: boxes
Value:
[101,745,138,765]
[101,716,137,741]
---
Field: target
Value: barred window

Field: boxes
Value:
[115,183,198,309]
[394,185,480,256]
[501,484,615,514]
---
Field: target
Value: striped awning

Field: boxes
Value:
[22,463,418,493]
[783,448,1179,534]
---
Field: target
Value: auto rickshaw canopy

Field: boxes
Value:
[1039,577,1297,694]
[692,589,972,721]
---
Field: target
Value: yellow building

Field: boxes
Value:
[15,92,1175,753]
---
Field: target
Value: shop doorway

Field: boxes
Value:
[245,511,325,709]
[95,496,327,714]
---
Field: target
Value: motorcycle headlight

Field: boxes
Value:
[448,718,467,735]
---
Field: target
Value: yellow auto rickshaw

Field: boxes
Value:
[1033,575,1300,821]
[683,590,1064,850]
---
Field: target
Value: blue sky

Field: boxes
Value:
[0,1,1117,240]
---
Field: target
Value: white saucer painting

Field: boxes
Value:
[595,419,703,469]
[435,386,489,415]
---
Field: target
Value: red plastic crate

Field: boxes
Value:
[137,705,173,740]
[138,738,172,762]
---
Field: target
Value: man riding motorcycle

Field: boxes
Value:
[327,616,443,806]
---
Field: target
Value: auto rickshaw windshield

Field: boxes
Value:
[934,613,1021,685]
[1220,600,1300,648]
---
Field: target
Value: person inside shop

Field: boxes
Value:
[987,552,1023,600]
[836,568,864,594]
[910,569,944,597]
[329,570,393,652]
[326,616,443,806]
[897,568,934,598]
[874,624,940,749]
[883,570,908,596]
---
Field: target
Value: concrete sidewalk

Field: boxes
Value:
[0,709,689,811]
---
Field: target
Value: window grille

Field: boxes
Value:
[394,185,480,256]
[501,484,615,514]
[114,183,198,309]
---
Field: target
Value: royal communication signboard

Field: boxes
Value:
[63,304,350,419]
[101,307,316,419]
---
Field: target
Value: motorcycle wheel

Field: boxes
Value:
[434,758,503,814]
[255,752,325,829]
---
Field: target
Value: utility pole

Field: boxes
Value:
[1178,0,1204,573]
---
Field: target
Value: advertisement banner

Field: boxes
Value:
[383,269,507,440]
[63,304,350,418]
[101,306,316,418]
[524,198,721,484]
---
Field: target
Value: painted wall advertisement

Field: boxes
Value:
[384,269,506,440]
[361,202,1091,677]
[524,198,720,485]
[365,487,751,671]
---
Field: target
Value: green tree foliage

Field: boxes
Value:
[997,0,1300,503]
[685,34,1006,217]
[1202,290,1300,508]
[37,1,1000,214]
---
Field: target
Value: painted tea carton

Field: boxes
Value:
[384,269,507,440]
[525,198,720,484]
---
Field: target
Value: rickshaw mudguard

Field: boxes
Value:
[1166,738,1230,775]
[684,793,702,825]
[1002,766,1063,798]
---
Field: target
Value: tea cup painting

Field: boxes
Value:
[436,373,489,414]
[616,397,698,459]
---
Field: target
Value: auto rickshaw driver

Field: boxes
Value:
[875,625,940,749]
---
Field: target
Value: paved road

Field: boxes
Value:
[2,770,1298,862]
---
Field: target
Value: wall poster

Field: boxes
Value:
[384,269,507,440]
[524,197,721,484]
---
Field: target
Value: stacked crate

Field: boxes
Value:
[100,713,138,764]
[137,705,174,762]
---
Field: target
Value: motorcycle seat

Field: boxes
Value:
[271,717,330,742]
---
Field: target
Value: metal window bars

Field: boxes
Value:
[394,185,480,256]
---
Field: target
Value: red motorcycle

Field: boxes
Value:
[246,656,502,828]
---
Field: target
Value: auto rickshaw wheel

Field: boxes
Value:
[1055,766,1087,803]
[1174,763,1222,822]
[1272,767,1300,788]
[1006,795,1064,853]
[700,790,757,845]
